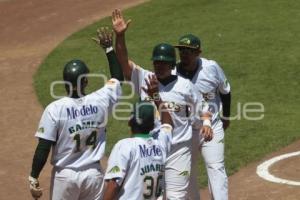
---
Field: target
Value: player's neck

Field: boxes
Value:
[178,60,199,80]
[68,90,86,98]
[182,59,198,71]
[158,75,177,86]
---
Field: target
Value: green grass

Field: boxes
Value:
[34,0,300,187]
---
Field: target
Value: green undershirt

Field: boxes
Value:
[132,133,151,138]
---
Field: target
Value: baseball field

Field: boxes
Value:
[35,0,300,188]
[1,0,299,199]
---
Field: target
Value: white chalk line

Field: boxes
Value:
[256,151,300,186]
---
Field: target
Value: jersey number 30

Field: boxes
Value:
[143,174,163,199]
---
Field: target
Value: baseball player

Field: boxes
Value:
[174,34,231,200]
[104,75,173,200]
[28,58,123,200]
[108,9,213,199]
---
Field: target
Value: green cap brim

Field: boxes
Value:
[174,44,200,49]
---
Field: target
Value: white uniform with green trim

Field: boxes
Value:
[105,124,172,200]
[130,63,205,199]
[35,79,121,200]
[174,57,231,200]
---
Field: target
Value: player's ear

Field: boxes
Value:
[197,49,202,55]
[82,77,88,88]
[128,117,134,127]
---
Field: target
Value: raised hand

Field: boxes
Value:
[92,27,113,49]
[142,74,160,101]
[112,9,131,35]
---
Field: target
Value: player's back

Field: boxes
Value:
[36,79,121,169]
[106,135,168,200]
[49,95,107,168]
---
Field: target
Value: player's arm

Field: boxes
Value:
[112,9,133,81]
[220,92,231,130]
[215,62,231,130]
[142,74,173,127]
[92,27,124,81]
[29,105,58,199]
[200,109,213,141]
[30,139,53,178]
[104,141,129,199]
[103,179,120,200]
[191,84,213,141]
[29,138,54,199]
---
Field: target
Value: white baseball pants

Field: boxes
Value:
[165,140,192,200]
[50,163,104,200]
[189,122,228,200]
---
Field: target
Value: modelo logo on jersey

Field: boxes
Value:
[164,102,181,112]
[67,105,98,120]
[139,144,162,158]
[202,92,215,101]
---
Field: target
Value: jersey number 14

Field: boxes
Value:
[73,130,97,152]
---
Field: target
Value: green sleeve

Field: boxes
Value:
[30,138,53,178]
[220,92,231,118]
[106,49,124,81]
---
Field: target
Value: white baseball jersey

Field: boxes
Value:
[173,58,230,129]
[131,63,204,144]
[104,124,172,200]
[35,79,122,169]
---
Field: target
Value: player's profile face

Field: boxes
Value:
[153,61,172,80]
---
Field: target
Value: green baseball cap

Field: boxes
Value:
[174,34,201,49]
[132,101,155,125]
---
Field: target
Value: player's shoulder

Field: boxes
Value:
[131,60,152,74]
[175,75,194,90]
[176,75,191,85]
[130,60,140,69]
[201,57,219,68]
[100,78,121,89]
[45,97,70,112]
[200,57,222,73]
[102,78,121,90]
[116,138,132,144]
[111,138,137,157]
[90,78,121,96]
[114,138,135,150]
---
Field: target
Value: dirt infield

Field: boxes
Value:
[0,0,299,199]
[0,0,146,199]
[200,139,300,200]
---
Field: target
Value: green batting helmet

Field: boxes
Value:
[130,101,155,132]
[151,43,176,67]
[63,59,89,86]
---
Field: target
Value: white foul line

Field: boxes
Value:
[256,151,300,186]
